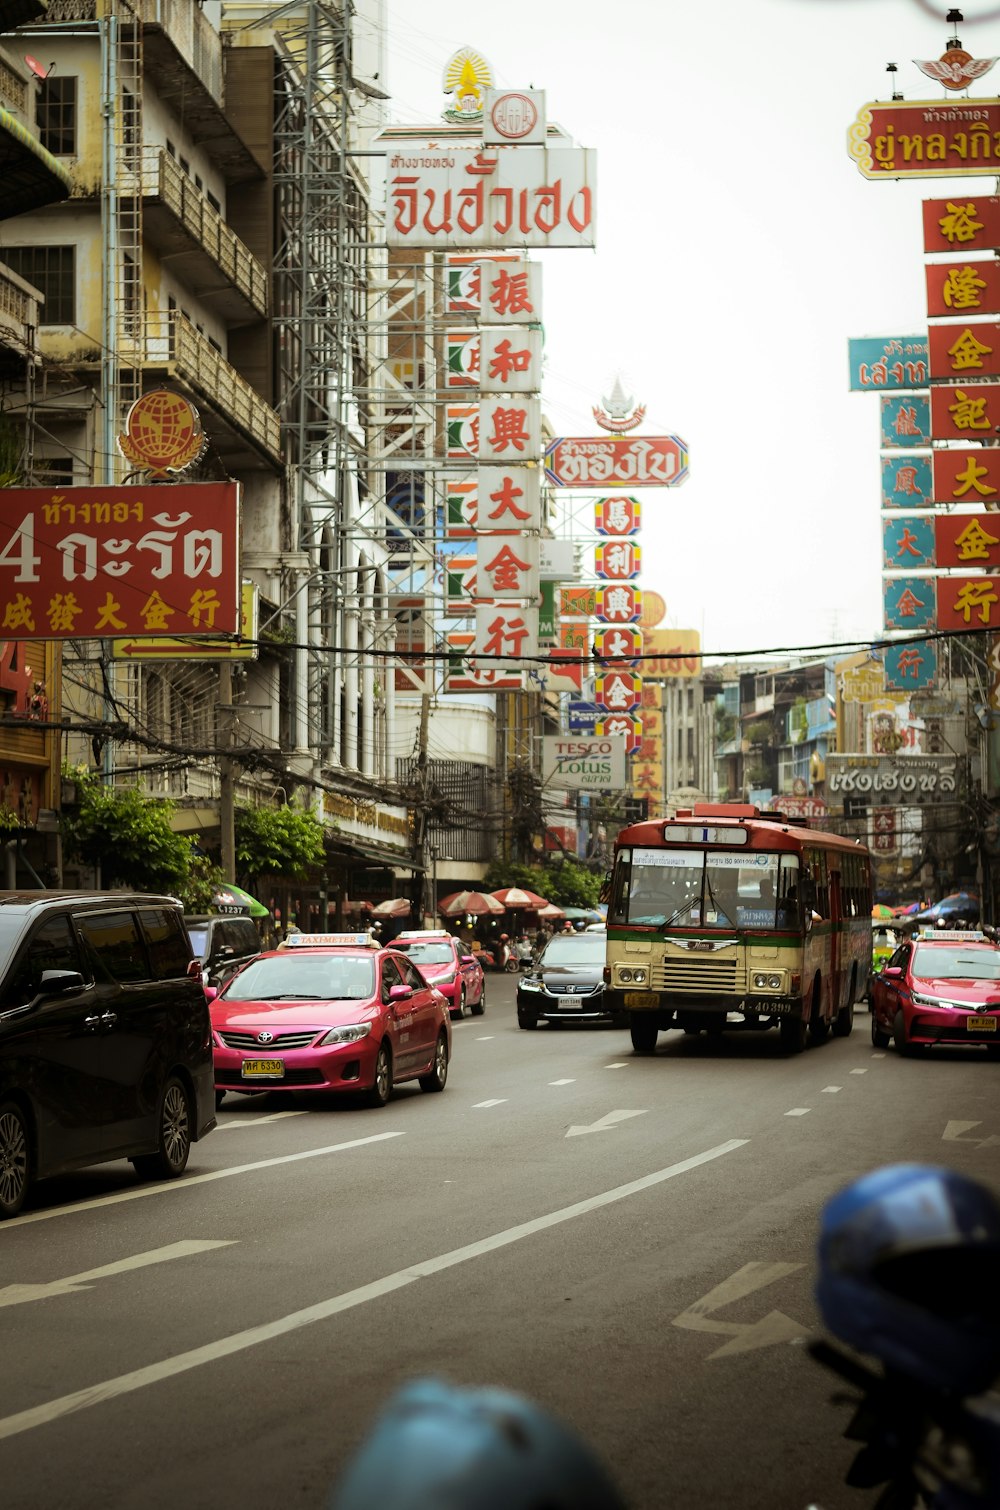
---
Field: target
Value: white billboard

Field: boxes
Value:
[542,736,627,793]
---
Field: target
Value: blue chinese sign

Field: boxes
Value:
[881,454,932,509]
[883,575,936,631]
[883,515,935,570]
[880,395,931,449]
[567,701,602,734]
[848,335,929,393]
[884,640,938,692]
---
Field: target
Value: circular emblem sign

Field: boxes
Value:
[489,92,538,140]
[118,388,206,478]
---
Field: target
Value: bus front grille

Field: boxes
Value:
[652,958,740,994]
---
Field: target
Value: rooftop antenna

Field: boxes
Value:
[886,62,903,100]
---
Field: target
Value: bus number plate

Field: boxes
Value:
[624,992,659,1008]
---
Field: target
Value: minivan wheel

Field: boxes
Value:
[0,1101,30,1219]
[132,1077,191,1181]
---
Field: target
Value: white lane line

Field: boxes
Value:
[217,1111,306,1130]
[785,1108,810,1117]
[549,1079,575,1086]
[850,1069,868,1075]
[871,1052,886,1059]
[0,1138,748,1442]
[472,1099,507,1108]
[605,1062,628,1070]
[475,1036,495,1040]
[1,1131,406,1231]
[0,1240,234,1308]
[821,1086,841,1094]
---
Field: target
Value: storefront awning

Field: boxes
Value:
[327,836,424,873]
[0,108,73,218]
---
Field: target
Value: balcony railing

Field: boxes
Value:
[0,261,41,364]
[0,55,28,116]
[44,2,222,102]
[140,147,267,318]
[137,310,280,461]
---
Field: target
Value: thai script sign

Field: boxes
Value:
[386,146,596,249]
[640,628,702,679]
[545,435,688,487]
[882,454,931,508]
[926,257,1000,318]
[881,394,931,447]
[542,736,627,793]
[0,483,240,639]
[840,663,886,703]
[826,754,957,802]
[848,335,929,391]
[769,795,828,821]
[922,195,1000,252]
[848,100,1000,179]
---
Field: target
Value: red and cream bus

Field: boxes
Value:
[604,802,872,1055]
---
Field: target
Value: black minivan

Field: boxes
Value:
[0,892,217,1219]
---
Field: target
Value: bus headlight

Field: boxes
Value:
[617,966,648,985]
[752,972,784,992]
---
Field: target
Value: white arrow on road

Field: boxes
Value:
[565,1109,647,1138]
[943,1120,1000,1149]
[673,1261,806,1359]
[0,1239,234,1308]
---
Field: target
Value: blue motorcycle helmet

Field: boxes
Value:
[816,1164,1000,1397]
[328,1378,626,1509]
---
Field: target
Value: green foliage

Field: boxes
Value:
[481,857,601,909]
[745,719,773,748]
[62,772,193,893]
[0,806,22,836]
[234,802,326,883]
[179,852,228,913]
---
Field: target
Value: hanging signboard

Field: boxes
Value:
[883,576,936,631]
[545,435,688,487]
[445,253,524,314]
[847,335,929,391]
[595,540,641,580]
[928,320,1000,380]
[932,446,1000,504]
[479,326,543,393]
[881,394,931,448]
[937,574,1000,629]
[595,496,641,535]
[930,381,1000,439]
[0,483,240,639]
[385,146,596,249]
[883,515,935,569]
[826,753,957,802]
[936,511,1000,567]
[769,795,828,822]
[641,629,702,679]
[848,100,1000,180]
[541,735,627,793]
[475,464,542,532]
[922,195,1000,253]
[594,583,642,624]
[925,258,1000,318]
[882,454,932,508]
[595,713,642,755]
[884,640,938,691]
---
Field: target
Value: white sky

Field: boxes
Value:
[379,0,1000,661]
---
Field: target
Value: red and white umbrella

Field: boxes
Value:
[490,886,549,909]
[438,890,505,917]
[535,901,566,920]
[370,898,412,918]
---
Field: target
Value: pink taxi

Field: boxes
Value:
[393,929,486,1019]
[210,932,451,1108]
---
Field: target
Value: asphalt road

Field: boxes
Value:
[1,974,998,1510]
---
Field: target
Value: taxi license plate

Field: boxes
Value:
[967,1016,997,1032]
[624,991,659,1008]
[560,995,584,1010]
[241,1058,285,1078]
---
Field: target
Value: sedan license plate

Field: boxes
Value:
[560,995,584,1010]
[241,1058,285,1079]
[967,1016,997,1032]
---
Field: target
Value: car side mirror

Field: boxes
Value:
[882,966,902,978]
[389,983,413,1002]
[37,969,85,998]
[460,954,475,964]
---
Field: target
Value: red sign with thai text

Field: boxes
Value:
[930,382,1000,440]
[928,320,1000,380]
[932,447,1000,505]
[545,436,688,488]
[926,258,1000,318]
[935,513,1000,568]
[849,102,1000,180]
[923,195,1000,253]
[0,484,240,640]
[769,795,828,822]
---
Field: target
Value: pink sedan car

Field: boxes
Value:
[210,933,451,1108]
[393,929,486,1019]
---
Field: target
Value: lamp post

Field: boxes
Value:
[429,842,438,927]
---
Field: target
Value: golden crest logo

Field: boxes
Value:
[118,389,206,479]
[442,46,493,123]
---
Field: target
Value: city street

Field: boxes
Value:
[1,973,997,1510]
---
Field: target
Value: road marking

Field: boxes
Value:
[850,1069,868,1075]
[943,1119,1000,1148]
[605,1061,628,1069]
[566,1110,647,1139]
[549,1079,575,1086]
[0,1137,747,1441]
[0,1240,234,1308]
[472,1099,507,1108]
[821,1086,841,1094]
[475,1036,495,1040]
[217,1110,306,1130]
[0,1131,406,1231]
[673,1261,806,1358]
[785,1108,810,1117]
[871,1052,886,1059]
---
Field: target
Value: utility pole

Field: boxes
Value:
[218,660,236,881]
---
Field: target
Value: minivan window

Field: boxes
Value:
[139,907,192,980]
[77,911,147,983]
[5,915,83,1006]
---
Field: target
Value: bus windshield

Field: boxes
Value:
[610,846,801,931]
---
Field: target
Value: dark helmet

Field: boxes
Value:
[816,1164,1000,1396]
[328,1379,625,1509]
